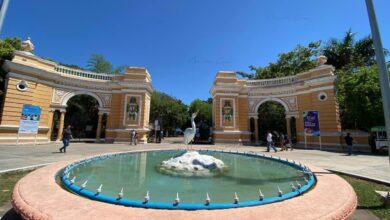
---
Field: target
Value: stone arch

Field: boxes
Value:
[61,91,103,108]
[255,97,289,114]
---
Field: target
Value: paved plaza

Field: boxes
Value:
[0,139,389,183]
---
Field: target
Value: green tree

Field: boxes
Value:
[322,30,387,130]
[150,91,189,134]
[244,41,321,79]
[243,30,387,130]
[64,95,99,138]
[257,102,286,141]
[322,30,380,70]
[0,38,22,107]
[188,99,212,126]
[86,54,115,73]
[336,66,386,130]
[86,54,126,74]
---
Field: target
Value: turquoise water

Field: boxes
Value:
[67,150,309,204]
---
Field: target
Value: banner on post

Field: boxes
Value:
[303,110,320,136]
[18,105,41,134]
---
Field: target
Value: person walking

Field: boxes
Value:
[130,129,137,145]
[345,133,354,156]
[59,125,73,153]
[266,131,277,152]
[279,133,286,151]
[132,130,138,145]
[284,134,293,151]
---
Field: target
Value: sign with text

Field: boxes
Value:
[303,110,320,136]
[18,105,41,134]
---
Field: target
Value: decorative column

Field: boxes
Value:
[254,116,259,143]
[96,112,103,140]
[47,109,55,140]
[286,116,292,139]
[56,109,66,141]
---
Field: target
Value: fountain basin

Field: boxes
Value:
[12,148,357,219]
[58,149,316,210]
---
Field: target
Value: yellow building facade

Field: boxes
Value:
[211,56,369,151]
[0,39,153,144]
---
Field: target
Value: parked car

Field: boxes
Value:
[370,126,388,152]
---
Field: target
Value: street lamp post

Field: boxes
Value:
[365,0,390,164]
[0,0,10,35]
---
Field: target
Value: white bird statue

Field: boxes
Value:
[183,110,199,147]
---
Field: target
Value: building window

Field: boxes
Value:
[16,80,29,92]
[318,92,327,101]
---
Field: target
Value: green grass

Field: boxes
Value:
[340,174,390,220]
[0,170,32,207]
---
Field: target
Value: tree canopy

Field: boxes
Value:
[150,91,189,133]
[238,41,321,79]
[257,101,286,141]
[86,54,125,74]
[336,66,385,130]
[0,37,22,97]
[322,30,382,70]
[242,30,388,131]
[188,99,212,125]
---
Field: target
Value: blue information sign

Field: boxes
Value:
[18,105,41,134]
[303,110,320,136]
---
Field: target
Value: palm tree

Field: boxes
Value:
[323,30,384,70]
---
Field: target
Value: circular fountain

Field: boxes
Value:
[59,149,316,210]
[10,113,357,219]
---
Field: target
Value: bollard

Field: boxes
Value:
[234,192,239,204]
[118,188,124,199]
[259,189,264,201]
[96,184,103,194]
[81,180,88,189]
[205,193,211,206]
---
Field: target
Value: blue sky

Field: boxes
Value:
[2,0,390,104]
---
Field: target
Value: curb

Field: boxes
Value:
[0,163,53,174]
[327,168,390,186]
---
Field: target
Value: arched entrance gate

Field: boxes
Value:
[250,98,296,143]
[0,39,153,144]
[50,91,107,141]
[211,56,353,150]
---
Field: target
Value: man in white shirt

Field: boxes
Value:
[266,131,277,152]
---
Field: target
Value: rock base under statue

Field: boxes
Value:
[157,151,227,177]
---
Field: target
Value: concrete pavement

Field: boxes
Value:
[0,141,389,183]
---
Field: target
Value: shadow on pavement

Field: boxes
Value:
[1,208,22,220]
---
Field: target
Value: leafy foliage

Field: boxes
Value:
[257,102,286,141]
[150,91,189,134]
[336,66,385,130]
[248,41,321,79]
[0,38,22,62]
[244,30,388,130]
[86,54,125,74]
[0,37,22,108]
[188,99,212,125]
[322,30,382,70]
[64,95,99,138]
[87,54,114,73]
[323,30,388,130]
